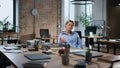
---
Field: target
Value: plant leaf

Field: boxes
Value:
[3,16,9,24]
[77,12,92,27]
[0,21,3,26]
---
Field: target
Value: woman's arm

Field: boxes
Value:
[58,33,65,45]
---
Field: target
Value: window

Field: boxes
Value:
[62,0,93,31]
[0,0,16,32]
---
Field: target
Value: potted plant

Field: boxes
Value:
[77,12,93,36]
[77,12,92,27]
[85,48,92,63]
[0,16,10,32]
[34,39,40,51]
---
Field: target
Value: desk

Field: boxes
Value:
[82,36,103,48]
[0,38,18,45]
[0,46,108,68]
[0,46,77,68]
[36,37,56,43]
[97,39,120,55]
[0,32,18,45]
[0,32,17,36]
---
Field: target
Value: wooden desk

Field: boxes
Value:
[0,38,18,45]
[98,55,120,68]
[82,36,103,48]
[0,46,77,68]
[0,32,18,45]
[0,46,108,68]
[97,39,120,55]
[36,37,56,43]
[0,32,17,36]
[82,36,103,38]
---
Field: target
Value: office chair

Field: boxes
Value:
[75,31,82,39]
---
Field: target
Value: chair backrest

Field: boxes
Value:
[75,31,82,39]
[20,34,35,44]
[40,29,50,38]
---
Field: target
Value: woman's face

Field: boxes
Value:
[65,22,74,31]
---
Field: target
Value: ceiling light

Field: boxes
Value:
[71,0,94,5]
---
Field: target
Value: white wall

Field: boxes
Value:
[92,0,106,36]
[92,0,106,21]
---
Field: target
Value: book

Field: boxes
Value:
[24,53,51,60]
[23,61,48,68]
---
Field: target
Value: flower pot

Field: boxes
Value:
[61,54,69,65]
[85,52,92,63]
[61,44,70,65]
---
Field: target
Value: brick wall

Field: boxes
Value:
[19,0,61,43]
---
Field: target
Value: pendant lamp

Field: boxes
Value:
[71,0,94,5]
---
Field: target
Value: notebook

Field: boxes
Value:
[24,53,51,60]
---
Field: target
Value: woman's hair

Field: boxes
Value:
[65,20,74,25]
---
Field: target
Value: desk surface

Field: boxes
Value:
[35,37,56,39]
[35,37,56,43]
[82,36,103,38]
[0,46,117,68]
[0,46,79,68]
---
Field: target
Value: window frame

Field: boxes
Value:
[0,0,16,32]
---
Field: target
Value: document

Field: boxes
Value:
[4,46,19,50]
[2,50,27,53]
[70,49,85,54]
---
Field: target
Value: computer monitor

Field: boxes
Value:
[85,26,97,36]
[40,29,50,38]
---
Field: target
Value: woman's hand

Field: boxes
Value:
[60,36,65,43]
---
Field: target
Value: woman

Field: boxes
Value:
[58,20,83,48]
